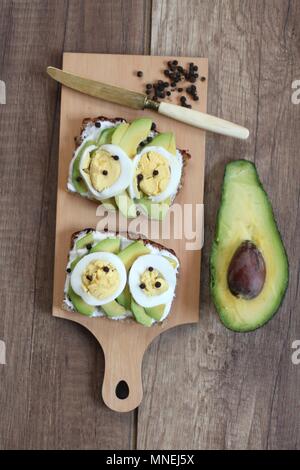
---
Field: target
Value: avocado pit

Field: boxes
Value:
[227,241,266,300]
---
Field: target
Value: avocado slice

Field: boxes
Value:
[115,191,137,218]
[68,286,94,316]
[76,232,94,249]
[97,126,115,146]
[144,304,165,321]
[118,240,151,270]
[131,299,153,327]
[90,237,120,254]
[111,122,130,145]
[70,255,84,271]
[71,140,96,194]
[147,132,176,155]
[210,160,289,332]
[139,197,171,220]
[118,118,152,157]
[101,197,118,212]
[163,255,178,269]
[102,300,126,317]
[116,284,131,310]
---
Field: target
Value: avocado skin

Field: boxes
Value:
[210,160,289,332]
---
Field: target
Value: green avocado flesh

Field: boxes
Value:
[139,197,171,220]
[116,284,131,310]
[76,232,94,249]
[210,160,289,332]
[90,237,120,253]
[71,140,96,194]
[97,126,115,145]
[148,132,176,155]
[115,191,137,218]
[102,300,126,317]
[68,286,94,316]
[111,122,130,145]
[144,304,165,321]
[118,241,151,270]
[131,299,153,327]
[118,118,152,157]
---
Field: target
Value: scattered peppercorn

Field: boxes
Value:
[153,169,159,176]
[155,281,161,288]
[146,83,152,89]
[86,243,92,250]
[177,87,183,92]
[66,268,71,273]
[166,91,171,96]
[113,155,119,160]
[200,76,206,81]
[86,275,93,281]
[76,176,82,182]
[148,267,153,272]
[151,122,157,131]
[139,283,146,289]
[95,121,101,128]
[137,70,143,77]
[136,210,140,216]
[102,170,108,175]
[103,266,109,273]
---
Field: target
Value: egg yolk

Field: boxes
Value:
[136,151,170,196]
[139,268,168,296]
[82,260,120,300]
[88,149,121,192]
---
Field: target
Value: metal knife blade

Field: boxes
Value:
[47,66,152,110]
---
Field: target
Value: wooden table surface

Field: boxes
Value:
[0,0,299,450]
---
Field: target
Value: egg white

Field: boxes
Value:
[71,252,127,306]
[79,144,133,200]
[128,146,183,203]
[128,254,177,308]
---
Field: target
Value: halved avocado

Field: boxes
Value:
[139,197,171,220]
[131,299,153,327]
[144,304,165,321]
[68,286,94,316]
[90,237,120,253]
[102,300,126,317]
[118,118,152,157]
[72,140,96,194]
[118,241,151,270]
[148,132,176,155]
[210,160,289,332]
[115,191,137,218]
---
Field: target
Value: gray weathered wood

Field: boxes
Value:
[137,0,300,450]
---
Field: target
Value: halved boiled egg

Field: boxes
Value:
[128,254,177,308]
[71,252,126,306]
[79,144,133,200]
[128,146,182,203]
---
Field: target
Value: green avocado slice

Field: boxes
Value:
[71,140,96,194]
[144,304,165,321]
[131,299,153,327]
[90,237,120,254]
[210,160,289,332]
[118,241,151,270]
[102,300,126,317]
[67,286,94,316]
[139,197,171,220]
[116,284,131,310]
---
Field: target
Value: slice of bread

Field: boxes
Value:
[63,229,179,326]
[68,116,191,209]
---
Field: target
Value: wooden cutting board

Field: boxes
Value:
[53,53,207,412]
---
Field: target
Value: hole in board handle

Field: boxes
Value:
[116,380,129,400]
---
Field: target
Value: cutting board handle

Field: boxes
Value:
[101,339,144,412]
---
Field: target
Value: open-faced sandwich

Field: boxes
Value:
[63,229,180,326]
[67,116,190,220]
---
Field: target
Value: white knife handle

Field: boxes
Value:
[158,101,249,140]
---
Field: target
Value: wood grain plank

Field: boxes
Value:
[137,0,300,450]
[0,0,151,449]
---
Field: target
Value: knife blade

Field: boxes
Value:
[47,66,249,139]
